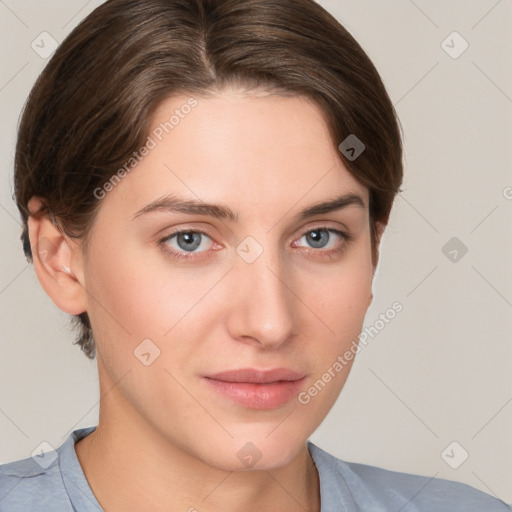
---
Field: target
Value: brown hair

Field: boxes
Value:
[14,0,403,360]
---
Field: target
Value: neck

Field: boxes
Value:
[74,385,321,512]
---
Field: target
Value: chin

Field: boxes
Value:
[193,431,307,472]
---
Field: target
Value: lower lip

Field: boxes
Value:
[202,377,305,409]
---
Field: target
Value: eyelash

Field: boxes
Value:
[158,226,354,262]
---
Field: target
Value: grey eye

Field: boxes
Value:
[175,232,202,252]
[304,229,330,249]
[164,231,213,253]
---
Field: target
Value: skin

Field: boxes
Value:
[28,87,385,512]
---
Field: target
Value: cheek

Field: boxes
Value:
[83,232,170,360]
[85,225,373,359]
[295,241,373,415]
[83,233,225,358]
[298,252,373,410]
[305,244,373,337]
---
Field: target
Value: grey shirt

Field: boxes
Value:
[0,426,510,511]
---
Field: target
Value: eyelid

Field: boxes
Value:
[295,220,351,237]
[159,221,349,244]
[159,226,219,249]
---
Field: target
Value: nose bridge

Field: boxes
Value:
[228,239,296,347]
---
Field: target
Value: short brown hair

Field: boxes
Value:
[14,0,403,360]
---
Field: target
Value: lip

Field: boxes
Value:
[202,368,306,409]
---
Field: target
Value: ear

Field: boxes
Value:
[27,196,88,315]
[375,220,386,249]
[368,220,387,307]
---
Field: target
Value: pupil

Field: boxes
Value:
[178,232,201,251]
[307,230,328,249]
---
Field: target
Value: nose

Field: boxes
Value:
[225,248,297,350]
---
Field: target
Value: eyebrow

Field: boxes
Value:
[131,192,365,222]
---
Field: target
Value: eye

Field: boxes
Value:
[299,228,336,249]
[292,227,354,259]
[158,226,354,262]
[159,229,216,261]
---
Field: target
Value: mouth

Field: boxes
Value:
[201,368,306,409]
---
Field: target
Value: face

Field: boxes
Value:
[72,88,377,470]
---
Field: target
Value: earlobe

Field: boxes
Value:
[27,196,88,316]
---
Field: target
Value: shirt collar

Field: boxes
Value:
[58,426,102,511]
[308,441,357,512]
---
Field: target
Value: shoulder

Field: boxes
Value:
[0,452,72,511]
[308,442,512,511]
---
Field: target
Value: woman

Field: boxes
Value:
[1,0,510,510]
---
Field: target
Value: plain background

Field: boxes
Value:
[0,0,511,504]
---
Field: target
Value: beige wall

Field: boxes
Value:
[0,0,510,502]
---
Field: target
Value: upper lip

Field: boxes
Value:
[204,368,305,384]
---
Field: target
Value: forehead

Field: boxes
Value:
[99,89,369,224]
